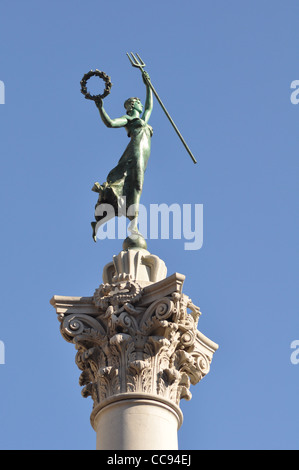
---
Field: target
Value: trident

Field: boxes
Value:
[126,52,197,164]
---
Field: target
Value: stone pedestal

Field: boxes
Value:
[50,249,218,450]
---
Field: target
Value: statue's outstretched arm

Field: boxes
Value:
[95,99,128,128]
[142,72,153,123]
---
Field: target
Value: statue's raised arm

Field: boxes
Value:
[95,97,129,129]
[126,52,197,164]
[141,71,153,123]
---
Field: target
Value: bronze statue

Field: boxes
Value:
[91,71,152,249]
[81,53,197,250]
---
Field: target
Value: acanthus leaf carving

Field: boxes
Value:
[55,272,217,410]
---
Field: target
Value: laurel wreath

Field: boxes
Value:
[80,69,112,101]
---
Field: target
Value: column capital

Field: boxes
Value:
[50,250,218,431]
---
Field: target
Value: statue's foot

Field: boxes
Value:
[92,182,102,193]
[128,220,140,235]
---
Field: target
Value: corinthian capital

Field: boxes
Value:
[50,250,218,429]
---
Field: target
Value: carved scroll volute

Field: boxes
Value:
[58,313,106,343]
[139,297,175,337]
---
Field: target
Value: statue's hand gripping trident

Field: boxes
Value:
[126,52,197,164]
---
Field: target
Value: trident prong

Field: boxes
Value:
[135,53,146,68]
[126,52,197,164]
[126,52,146,70]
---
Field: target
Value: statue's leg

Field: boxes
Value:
[91,196,117,242]
[91,222,97,242]
[127,164,144,228]
[122,165,148,250]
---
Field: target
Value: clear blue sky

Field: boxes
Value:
[0,0,298,450]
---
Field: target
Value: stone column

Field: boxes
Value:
[50,249,218,450]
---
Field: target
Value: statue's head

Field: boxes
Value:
[124,97,143,115]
